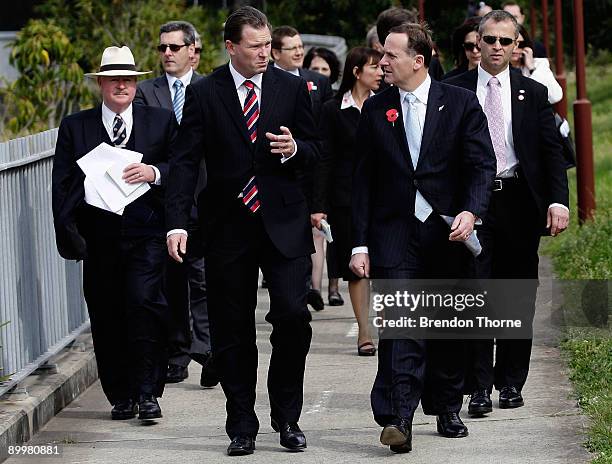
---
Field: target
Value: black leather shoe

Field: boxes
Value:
[271,419,307,451]
[436,412,468,438]
[189,351,211,367]
[166,364,188,383]
[468,390,493,417]
[138,394,162,420]
[499,386,524,409]
[227,436,255,456]
[111,399,137,420]
[200,355,219,388]
[380,418,412,451]
[307,289,324,311]
[328,291,344,306]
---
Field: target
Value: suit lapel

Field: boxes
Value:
[255,68,279,151]
[510,70,525,149]
[83,106,104,154]
[153,76,173,110]
[216,65,252,147]
[385,87,413,173]
[418,80,445,168]
[133,105,146,157]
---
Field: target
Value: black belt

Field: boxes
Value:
[492,170,521,192]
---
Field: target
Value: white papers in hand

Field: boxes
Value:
[319,219,334,243]
[76,143,150,215]
[440,215,482,257]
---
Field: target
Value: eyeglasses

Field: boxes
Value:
[157,43,188,53]
[194,47,202,54]
[280,45,304,52]
[516,40,527,49]
[482,35,515,46]
[463,42,481,52]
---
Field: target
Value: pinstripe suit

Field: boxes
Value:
[166,64,320,438]
[351,80,496,423]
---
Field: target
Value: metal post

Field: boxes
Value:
[419,0,425,21]
[530,0,537,39]
[573,0,596,222]
[541,0,549,55]
[553,0,567,118]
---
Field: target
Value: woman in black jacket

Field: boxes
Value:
[311,47,383,356]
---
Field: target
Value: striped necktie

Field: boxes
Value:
[112,114,127,146]
[243,80,259,143]
[172,79,185,124]
[239,80,261,213]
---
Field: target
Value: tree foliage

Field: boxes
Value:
[0,20,90,138]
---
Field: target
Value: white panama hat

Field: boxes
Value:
[85,46,152,77]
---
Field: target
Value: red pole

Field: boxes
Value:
[541,0,549,55]
[573,0,596,222]
[419,0,425,22]
[553,0,567,118]
[530,0,537,39]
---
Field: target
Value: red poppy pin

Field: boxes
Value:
[386,108,399,127]
[307,81,317,92]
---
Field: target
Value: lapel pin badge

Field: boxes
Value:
[519,89,525,93]
[438,105,444,111]
[518,95,525,100]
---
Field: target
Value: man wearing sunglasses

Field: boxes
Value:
[445,10,569,417]
[134,21,215,390]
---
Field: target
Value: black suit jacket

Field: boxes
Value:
[445,68,569,227]
[352,80,496,268]
[166,64,320,259]
[298,68,334,124]
[52,104,177,260]
[134,72,203,109]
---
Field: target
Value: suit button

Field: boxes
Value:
[413,179,418,187]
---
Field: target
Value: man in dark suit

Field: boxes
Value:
[349,23,496,453]
[134,21,216,388]
[52,46,177,422]
[166,6,320,456]
[270,25,334,311]
[445,10,568,415]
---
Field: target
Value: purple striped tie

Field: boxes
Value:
[243,80,259,143]
[484,76,507,173]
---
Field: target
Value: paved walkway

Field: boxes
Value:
[5,259,592,463]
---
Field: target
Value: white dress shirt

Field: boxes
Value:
[101,102,160,185]
[166,68,193,100]
[273,62,300,76]
[340,89,375,111]
[476,65,519,178]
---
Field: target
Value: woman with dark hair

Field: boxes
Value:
[311,47,383,356]
[442,17,481,80]
[303,47,341,86]
[510,24,562,104]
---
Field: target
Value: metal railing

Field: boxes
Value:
[0,129,89,398]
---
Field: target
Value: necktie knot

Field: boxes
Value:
[488,76,500,87]
[244,80,255,91]
[173,79,184,89]
[406,92,416,104]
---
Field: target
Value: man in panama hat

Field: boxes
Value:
[52,45,178,423]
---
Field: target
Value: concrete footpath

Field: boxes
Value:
[3,258,593,464]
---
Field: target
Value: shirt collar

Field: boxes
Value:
[273,62,300,76]
[229,60,263,91]
[166,68,193,89]
[477,63,510,88]
[340,89,376,111]
[398,74,431,105]
[102,102,132,124]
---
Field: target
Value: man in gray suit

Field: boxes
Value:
[135,21,217,388]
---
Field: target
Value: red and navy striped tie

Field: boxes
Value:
[241,80,261,213]
[243,80,259,143]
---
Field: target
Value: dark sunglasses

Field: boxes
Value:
[482,35,515,46]
[463,42,481,52]
[157,43,188,53]
[194,47,202,54]
[516,40,527,49]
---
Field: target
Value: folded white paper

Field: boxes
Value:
[319,219,333,243]
[440,215,482,257]
[107,161,143,196]
[76,143,150,215]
